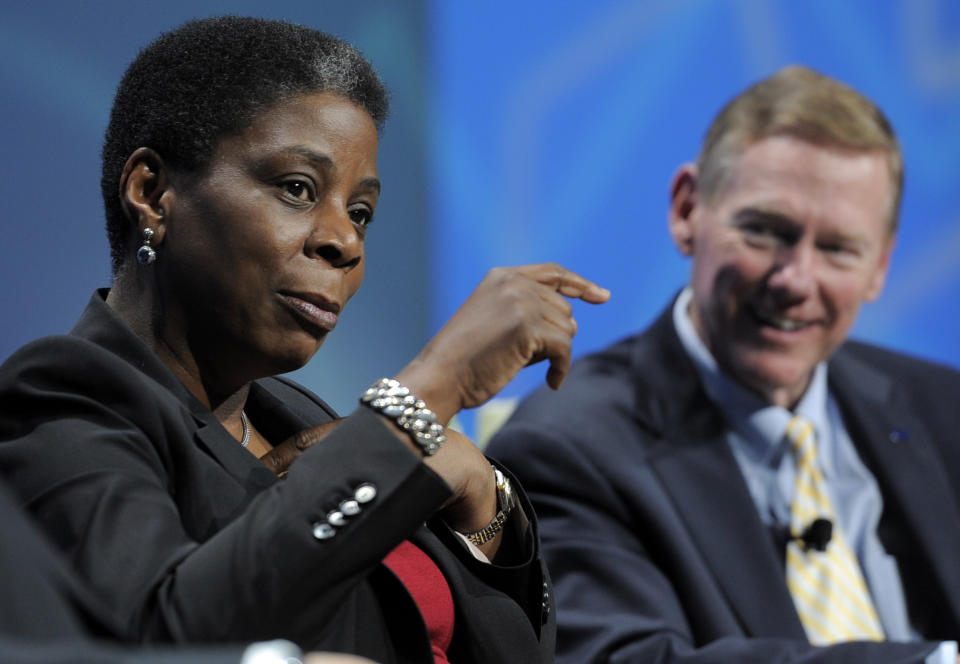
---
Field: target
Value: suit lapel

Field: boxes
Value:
[637,305,806,639]
[191,380,328,491]
[831,349,960,632]
[650,420,805,638]
[73,292,280,490]
[192,415,277,491]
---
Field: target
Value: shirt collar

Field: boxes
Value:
[672,287,833,474]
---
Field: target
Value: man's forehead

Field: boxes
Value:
[712,136,895,229]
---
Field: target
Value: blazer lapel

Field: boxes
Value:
[72,292,278,490]
[637,305,805,639]
[831,349,960,633]
[650,424,805,638]
[192,415,277,491]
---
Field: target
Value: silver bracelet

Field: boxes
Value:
[361,378,447,455]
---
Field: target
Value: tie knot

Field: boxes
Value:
[786,415,817,459]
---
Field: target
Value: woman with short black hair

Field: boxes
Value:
[0,16,607,663]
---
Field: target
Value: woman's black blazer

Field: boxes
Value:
[0,291,555,664]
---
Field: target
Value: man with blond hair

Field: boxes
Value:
[489,66,960,663]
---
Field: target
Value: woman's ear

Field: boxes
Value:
[119,147,171,245]
[667,163,698,257]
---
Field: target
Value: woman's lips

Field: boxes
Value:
[279,293,340,333]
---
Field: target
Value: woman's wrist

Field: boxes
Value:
[393,360,463,425]
[440,461,499,534]
[360,378,447,456]
[458,466,516,545]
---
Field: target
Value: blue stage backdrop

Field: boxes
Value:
[0,1,431,416]
[428,0,960,436]
[1,1,957,435]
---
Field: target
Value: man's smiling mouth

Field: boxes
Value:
[750,305,813,332]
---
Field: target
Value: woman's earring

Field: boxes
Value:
[137,228,157,265]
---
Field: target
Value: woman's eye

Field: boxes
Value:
[349,207,373,227]
[281,180,312,201]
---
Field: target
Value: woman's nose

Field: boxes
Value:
[307,208,363,270]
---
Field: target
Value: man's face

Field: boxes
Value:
[669,135,895,407]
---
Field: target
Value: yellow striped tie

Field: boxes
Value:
[784,416,885,644]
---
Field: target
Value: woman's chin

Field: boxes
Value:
[275,338,327,374]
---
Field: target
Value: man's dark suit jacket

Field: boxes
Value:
[487,303,960,663]
[0,292,555,664]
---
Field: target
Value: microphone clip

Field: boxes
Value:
[799,518,833,552]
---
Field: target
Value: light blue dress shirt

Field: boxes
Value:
[671,288,954,663]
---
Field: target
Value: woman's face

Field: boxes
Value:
[157,92,380,382]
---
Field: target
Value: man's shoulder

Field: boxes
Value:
[561,332,646,392]
[491,324,681,459]
[834,339,960,390]
[512,333,644,416]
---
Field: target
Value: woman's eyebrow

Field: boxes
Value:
[283,147,381,193]
[286,146,334,170]
[357,177,381,194]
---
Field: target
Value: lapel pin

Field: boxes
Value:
[888,428,910,444]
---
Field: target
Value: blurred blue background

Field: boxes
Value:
[2,1,958,436]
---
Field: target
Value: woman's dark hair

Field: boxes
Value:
[101,16,389,274]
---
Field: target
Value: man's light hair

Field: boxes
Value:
[696,65,903,232]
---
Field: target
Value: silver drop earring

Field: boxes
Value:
[137,228,157,264]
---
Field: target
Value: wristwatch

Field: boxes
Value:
[464,466,516,546]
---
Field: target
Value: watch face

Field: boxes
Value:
[494,468,516,512]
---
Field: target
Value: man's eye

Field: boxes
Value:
[741,224,780,245]
[349,207,373,226]
[819,242,861,267]
[282,181,312,201]
[819,242,851,254]
[742,223,773,236]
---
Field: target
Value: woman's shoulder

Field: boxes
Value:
[0,333,182,503]
[0,332,162,404]
[0,290,201,415]
[0,325,195,474]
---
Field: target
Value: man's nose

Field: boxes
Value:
[767,243,816,300]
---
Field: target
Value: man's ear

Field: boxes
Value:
[668,163,698,257]
[119,147,171,245]
[864,235,895,302]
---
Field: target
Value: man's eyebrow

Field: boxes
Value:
[733,207,799,228]
[731,208,807,245]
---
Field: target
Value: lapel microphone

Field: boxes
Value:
[773,518,833,553]
[795,518,833,552]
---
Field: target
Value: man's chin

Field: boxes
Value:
[728,355,817,407]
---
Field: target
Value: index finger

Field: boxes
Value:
[514,263,611,303]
